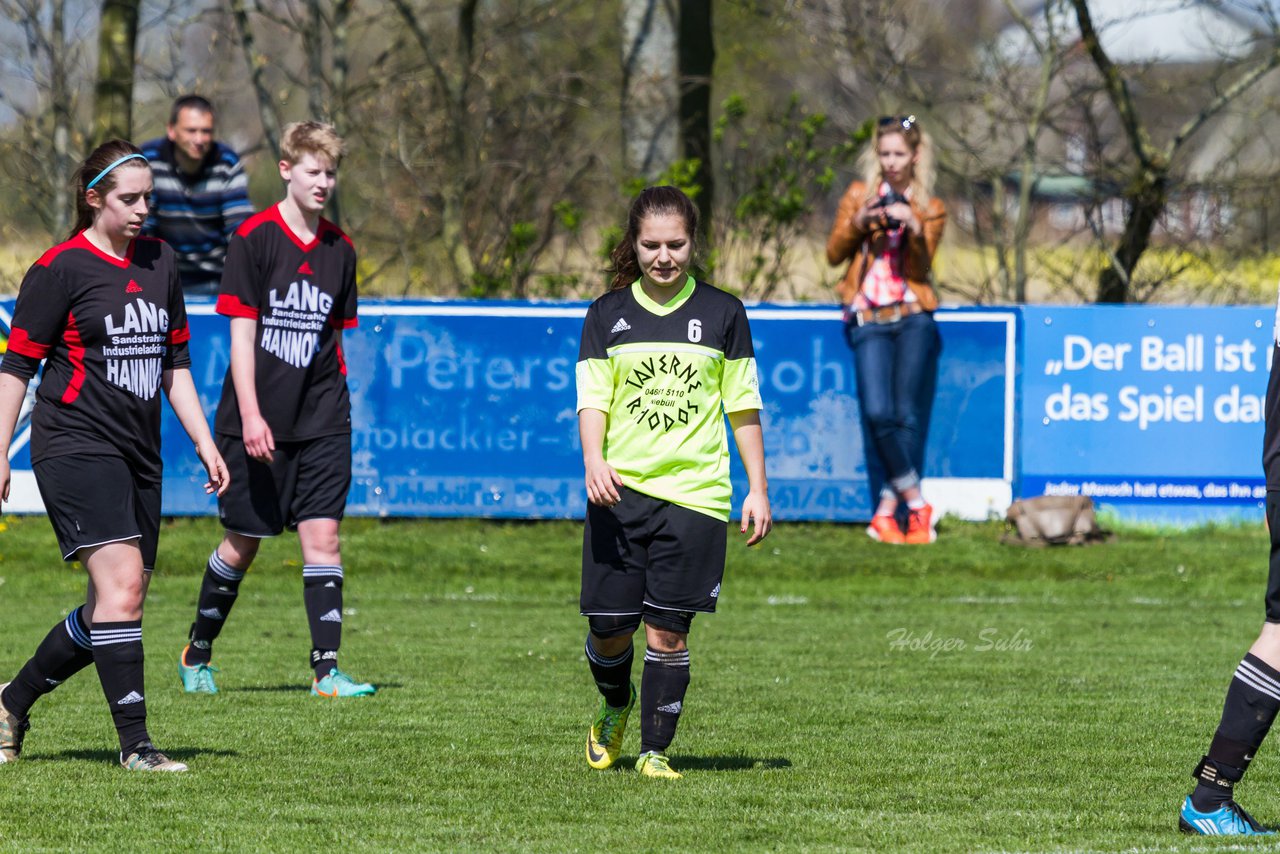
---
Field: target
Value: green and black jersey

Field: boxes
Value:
[576,276,763,521]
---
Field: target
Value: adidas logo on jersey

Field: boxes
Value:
[610,318,631,334]
[320,609,343,623]
[297,261,315,275]
[125,279,143,293]
[657,701,683,714]
[116,691,145,706]
[199,607,225,620]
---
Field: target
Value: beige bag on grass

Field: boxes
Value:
[1003,495,1109,547]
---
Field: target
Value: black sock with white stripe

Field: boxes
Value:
[1192,653,1280,811]
[585,637,634,709]
[91,620,149,754]
[2,605,94,720]
[639,647,691,755]
[187,550,247,666]
[303,565,343,678]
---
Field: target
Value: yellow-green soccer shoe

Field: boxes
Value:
[635,751,682,779]
[586,684,636,770]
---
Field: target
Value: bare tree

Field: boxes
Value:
[94,0,141,143]
[0,0,83,239]
[679,0,715,237]
[622,0,679,179]
[1069,0,1280,303]
[227,0,281,155]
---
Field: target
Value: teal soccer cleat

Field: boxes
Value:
[1179,796,1273,836]
[178,646,219,694]
[311,667,376,698]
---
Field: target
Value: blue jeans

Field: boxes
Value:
[845,311,941,503]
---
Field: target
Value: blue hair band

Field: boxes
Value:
[86,153,147,190]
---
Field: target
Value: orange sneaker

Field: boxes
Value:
[867,514,904,544]
[905,504,937,544]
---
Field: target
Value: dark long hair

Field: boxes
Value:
[68,139,150,241]
[606,186,700,291]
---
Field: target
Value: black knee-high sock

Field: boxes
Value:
[585,637,634,709]
[1192,653,1280,811]
[639,648,691,755]
[2,605,93,720]
[303,565,343,678]
[186,550,246,666]
[91,621,149,754]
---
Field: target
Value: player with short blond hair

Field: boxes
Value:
[177,121,374,699]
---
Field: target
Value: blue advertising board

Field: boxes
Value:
[1020,306,1272,518]
[2,299,1016,522]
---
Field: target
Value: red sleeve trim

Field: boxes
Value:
[328,315,358,330]
[216,293,259,319]
[234,207,277,238]
[34,236,80,268]
[6,327,51,359]
[61,313,86,405]
[167,325,191,345]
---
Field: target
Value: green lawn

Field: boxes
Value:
[0,514,1274,852]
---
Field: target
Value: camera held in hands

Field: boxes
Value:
[870,189,909,230]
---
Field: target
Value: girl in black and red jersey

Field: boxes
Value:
[0,139,229,773]
[176,121,374,699]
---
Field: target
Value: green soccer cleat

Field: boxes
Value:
[178,646,219,694]
[121,742,188,772]
[586,684,636,770]
[311,667,376,698]
[635,751,683,779]
[0,683,29,764]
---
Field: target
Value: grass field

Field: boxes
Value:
[0,514,1276,852]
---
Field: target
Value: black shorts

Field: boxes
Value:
[217,432,351,537]
[580,487,728,628]
[1266,490,1280,621]
[34,455,161,569]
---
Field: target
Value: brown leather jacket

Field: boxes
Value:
[826,180,947,310]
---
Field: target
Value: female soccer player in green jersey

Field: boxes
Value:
[575,186,772,779]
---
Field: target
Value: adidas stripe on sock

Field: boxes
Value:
[91,621,149,753]
[188,550,247,665]
[640,647,691,755]
[1192,653,1280,811]
[2,606,94,720]
[303,565,344,678]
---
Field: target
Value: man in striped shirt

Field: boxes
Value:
[141,95,254,295]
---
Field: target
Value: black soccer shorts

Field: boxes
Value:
[34,454,161,569]
[216,432,351,537]
[579,486,728,629]
[1265,490,1280,622]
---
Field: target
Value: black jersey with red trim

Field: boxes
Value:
[213,203,358,441]
[0,233,190,482]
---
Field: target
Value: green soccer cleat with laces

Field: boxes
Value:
[635,751,682,779]
[586,684,636,770]
[311,667,376,698]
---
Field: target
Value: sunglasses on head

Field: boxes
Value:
[878,115,916,131]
